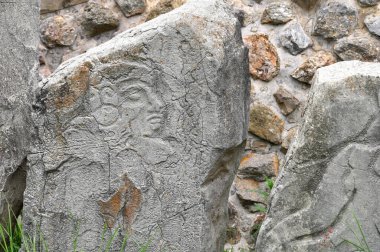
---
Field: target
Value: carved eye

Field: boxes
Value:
[124,86,144,101]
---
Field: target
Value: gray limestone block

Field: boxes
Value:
[23,0,250,251]
[313,1,358,39]
[365,14,380,37]
[0,0,39,227]
[256,61,380,252]
[358,0,380,6]
[115,0,147,17]
[280,21,312,55]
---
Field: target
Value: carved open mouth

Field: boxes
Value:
[147,114,163,124]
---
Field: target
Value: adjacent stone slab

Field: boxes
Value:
[358,0,379,6]
[243,34,280,82]
[0,0,39,227]
[274,86,300,115]
[313,1,358,39]
[256,61,380,252]
[41,15,77,48]
[23,1,249,251]
[115,0,146,17]
[249,103,285,144]
[334,32,380,62]
[365,14,380,37]
[291,51,336,84]
[238,152,279,181]
[261,2,294,25]
[81,2,119,36]
[41,0,89,14]
[280,21,312,55]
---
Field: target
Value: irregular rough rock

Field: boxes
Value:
[257,61,380,252]
[243,34,280,82]
[274,86,300,115]
[249,103,285,144]
[238,152,279,181]
[41,0,89,14]
[365,14,380,37]
[81,2,120,36]
[281,126,298,153]
[146,0,187,20]
[0,0,38,228]
[280,21,312,55]
[235,177,268,203]
[358,0,380,6]
[23,1,249,251]
[261,2,294,25]
[291,51,336,84]
[334,32,380,62]
[313,1,358,39]
[115,0,146,17]
[41,15,77,48]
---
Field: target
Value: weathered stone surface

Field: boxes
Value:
[313,1,358,39]
[358,0,380,6]
[41,15,77,48]
[41,0,89,14]
[235,177,268,203]
[280,21,312,55]
[249,103,285,144]
[291,0,318,10]
[291,51,336,84]
[23,1,249,251]
[0,0,39,228]
[243,34,280,82]
[334,32,380,62]
[261,2,294,25]
[274,86,300,115]
[281,126,298,153]
[81,2,119,36]
[146,0,187,20]
[365,14,380,37]
[115,0,146,17]
[257,61,380,252]
[238,152,279,181]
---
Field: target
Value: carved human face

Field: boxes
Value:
[118,81,164,137]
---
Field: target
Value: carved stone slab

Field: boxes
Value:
[256,61,380,252]
[0,0,39,225]
[23,0,249,251]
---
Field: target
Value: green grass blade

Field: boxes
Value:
[105,227,120,252]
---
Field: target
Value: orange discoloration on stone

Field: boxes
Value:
[273,154,279,177]
[54,62,92,109]
[97,174,142,231]
[240,152,254,166]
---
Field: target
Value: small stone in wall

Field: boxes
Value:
[261,2,294,25]
[334,32,380,62]
[40,15,77,48]
[313,1,358,39]
[40,0,89,14]
[234,177,268,203]
[249,103,285,144]
[281,126,298,153]
[365,14,380,37]
[358,0,380,6]
[238,152,279,181]
[81,2,120,37]
[243,34,280,82]
[115,0,146,17]
[280,21,312,55]
[146,0,187,21]
[274,86,300,115]
[291,51,336,84]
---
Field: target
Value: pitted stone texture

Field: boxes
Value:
[280,21,312,56]
[313,1,358,39]
[23,1,249,251]
[334,32,380,62]
[256,61,380,252]
[291,51,336,84]
[41,15,77,48]
[0,0,38,228]
[81,2,120,36]
[261,2,294,25]
[358,0,380,6]
[115,0,146,17]
[41,0,89,14]
[243,34,280,82]
[249,103,285,144]
[365,14,380,37]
